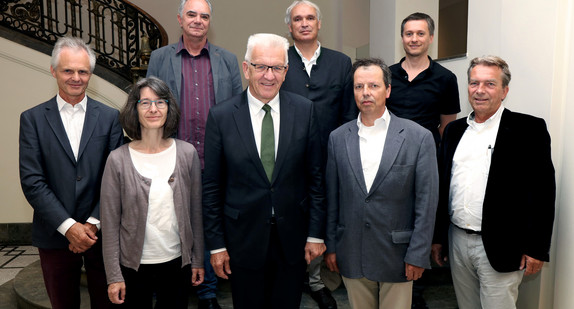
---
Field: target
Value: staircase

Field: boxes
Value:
[0,0,167,91]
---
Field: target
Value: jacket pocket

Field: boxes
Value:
[391,230,413,244]
[224,205,240,220]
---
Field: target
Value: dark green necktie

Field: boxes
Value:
[261,104,275,182]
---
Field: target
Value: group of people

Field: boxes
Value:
[18,1,555,309]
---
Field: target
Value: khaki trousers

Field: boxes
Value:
[342,276,413,309]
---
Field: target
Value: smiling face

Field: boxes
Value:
[243,45,287,103]
[137,87,168,131]
[354,65,391,126]
[288,3,321,44]
[50,47,92,105]
[401,20,434,58]
[468,64,509,123]
[178,0,211,42]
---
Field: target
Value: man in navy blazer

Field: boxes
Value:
[146,1,242,307]
[325,58,438,308]
[432,56,555,309]
[203,33,326,309]
[19,37,123,308]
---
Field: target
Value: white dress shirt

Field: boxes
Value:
[449,105,505,231]
[294,42,322,77]
[357,109,391,193]
[247,88,280,158]
[55,95,101,235]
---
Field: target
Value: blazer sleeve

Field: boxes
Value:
[19,110,70,232]
[90,109,124,220]
[404,130,439,269]
[325,132,340,253]
[524,118,555,261]
[202,109,227,251]
[306,105,327,239]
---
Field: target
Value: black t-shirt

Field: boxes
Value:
[387,57,461,145]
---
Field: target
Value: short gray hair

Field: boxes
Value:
[467,56,512,87]
[51,36,96,72]
[244,33,289,65]
[285,0,322,25]
[179,0,212,17]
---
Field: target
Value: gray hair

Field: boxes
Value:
[244,33,289,65]
[401,12,435,36]
[285,0,322,25]
[352,58,392,88]
[51,36,96,72]
[467,56,512,87]
[179,0,212,17]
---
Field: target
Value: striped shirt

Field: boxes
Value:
[177,38,215,168]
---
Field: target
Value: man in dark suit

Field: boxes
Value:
[146,1,242,308]
[19,36,123,309]
[281,3,357,306]
[432,56,556,309]
[325,58,439,308]
[203,33,326,309]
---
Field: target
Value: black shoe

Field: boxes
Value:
[198,298,222,309]
[310,287,337,309]
[411,296,429,309]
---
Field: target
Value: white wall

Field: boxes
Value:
[0,37,127,223]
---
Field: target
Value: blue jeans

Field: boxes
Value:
[196,249,218,300]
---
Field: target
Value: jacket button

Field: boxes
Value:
[305,84,309,88]
[168,177,175,183]
[365,198,370,203]
[76,176,82,181]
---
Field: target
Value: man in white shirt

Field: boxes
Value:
[19,36,123,308]
[324,58,439,309]
[432,56,556,309]
[203,33,326,309]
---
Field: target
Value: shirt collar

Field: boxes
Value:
[177,36,210,56]
[56,93,87,112]
[247,87,280,117]
[467,104,505,128]
[357,107,391,132]
[294,41,322,63]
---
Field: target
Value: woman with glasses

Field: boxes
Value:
[100,76,204,308]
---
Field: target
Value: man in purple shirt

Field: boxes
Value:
[147,0,242,308]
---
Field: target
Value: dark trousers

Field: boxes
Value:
[38,240,111,309]
[229,225,306,309]
[121,256,191,309]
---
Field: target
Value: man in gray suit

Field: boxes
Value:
[146,1,242,308]
[324,58,438,309]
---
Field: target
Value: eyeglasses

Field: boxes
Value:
[250,63,287,74]
[138,99,168,109]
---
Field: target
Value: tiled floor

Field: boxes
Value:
[0,245,457,309]
[0,245,39,286]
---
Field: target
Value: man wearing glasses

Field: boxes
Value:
[203,33,326,309]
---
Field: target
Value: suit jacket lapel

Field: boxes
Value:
[345,124,368,195]
[172,45,182,100]
[209,43,222,97]
[78,98,99,161]
[232,92,270,182]
[368,113,404,195]
[273,92,294,183]
[44,98,76,164]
